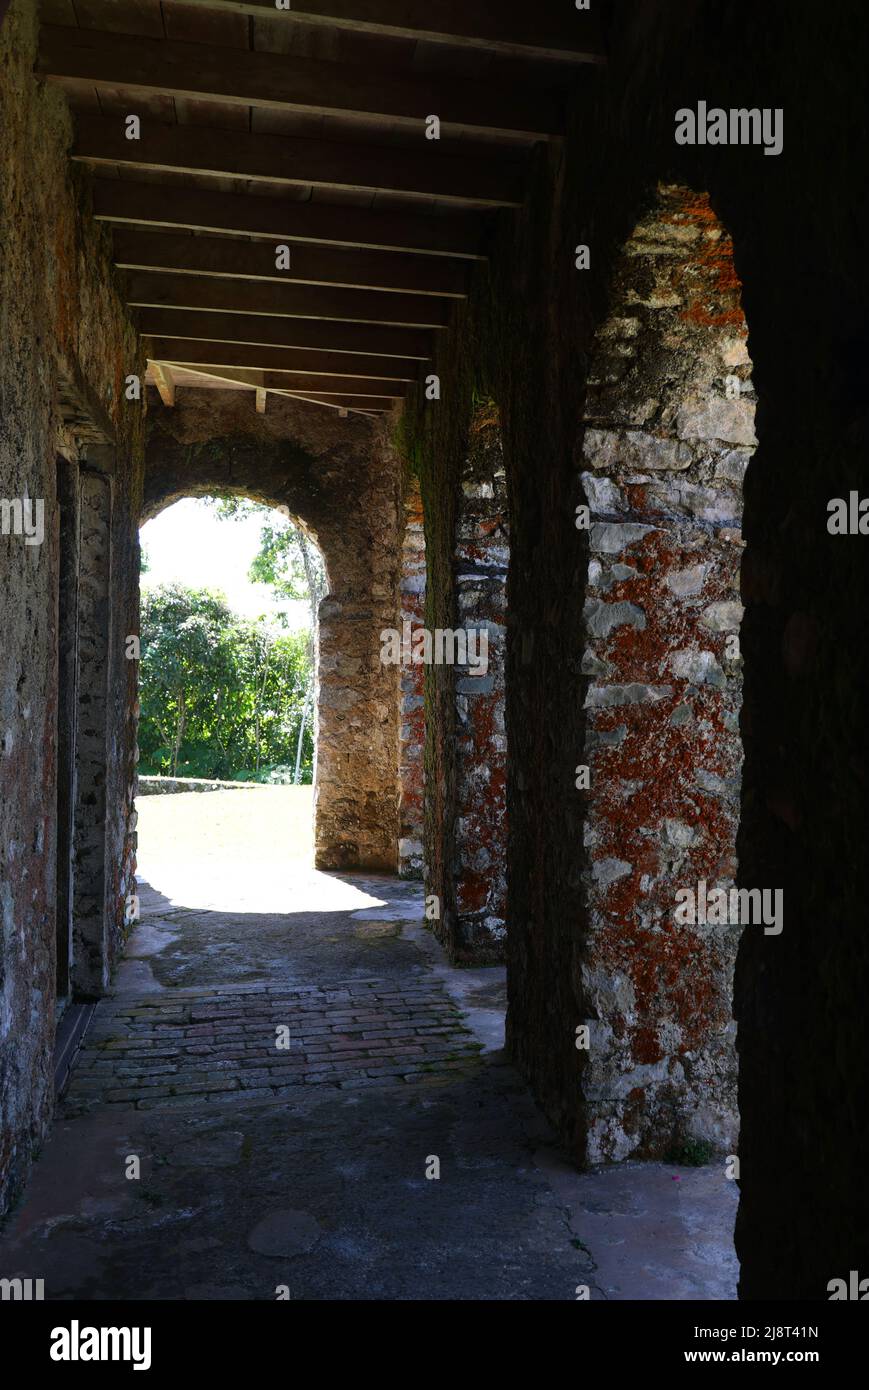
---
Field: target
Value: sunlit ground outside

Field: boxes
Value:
[135,785,389,916]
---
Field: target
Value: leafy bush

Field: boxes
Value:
[139,583,314,782]
[664,1137,715,1167]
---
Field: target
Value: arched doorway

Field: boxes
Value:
[140,393,406,873]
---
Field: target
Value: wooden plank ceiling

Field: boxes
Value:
[39,0,604,417]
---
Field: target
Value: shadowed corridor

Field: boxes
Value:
[1,789,736,1301]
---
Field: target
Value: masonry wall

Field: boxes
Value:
[407,0,869,1298]
[578,187,753,1161]
[3,0,868,1303]
[452,410,508,961]
[409,390,508,965]
[142,393,404,872]
[584,0,868,1298]
[397,477,426,879]
[0,0,144,1218]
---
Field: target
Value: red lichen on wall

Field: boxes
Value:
[578,184,755,1161]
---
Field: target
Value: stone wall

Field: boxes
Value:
[410,391,509,965]
[397,478,426,879]
[578,187,753,1161]
[0,0,144,1218]
[405,0,869,1299]
[137,776,264,795]
[142,393,404,872]
[3,0,868,1302]
[583,0,869,1299]
[452,409,509,961]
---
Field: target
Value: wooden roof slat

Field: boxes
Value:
[71,115,526,206]
[124,269,450,328]
[163,0,607,64]
[46,4,606,413]
[145,337,417,380]
[39,24,562,138]
[93,179,486,258]
[112,228,468,297]
[148,359,404,398]
[269,391,390,413]
[72,0,166,40]
[137,307,433,358]
[149,360,176,406]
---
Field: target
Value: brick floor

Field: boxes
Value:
[63,979,484,1113]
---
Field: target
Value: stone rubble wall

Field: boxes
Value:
[0,0,145,1218]
[579,187,754,1161]
[490,0,869,1296]
[414,396,510,967]
[137,776,265,795]
[397,480,426,879]
[452,410,509,961]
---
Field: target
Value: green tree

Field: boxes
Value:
[209,497,326,638]
[138,583,314,782]
[209,498,324,781]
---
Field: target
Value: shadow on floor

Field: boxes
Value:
[0,870,738,1299]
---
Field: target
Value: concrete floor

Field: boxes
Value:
[0,790,739,1300]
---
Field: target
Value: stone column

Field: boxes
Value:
[70,467,113,997]
[452,412,509,960]
[424,407,509,964]
[398,480,425,878]
[315,591,400,872]
[577,186,755,1162]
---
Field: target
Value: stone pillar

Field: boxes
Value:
[398,480,425,878]
[70,467,113,997]
[452,411,509,960]
[315,590,400,872]
[424,406,509,964]
[577,186,755,1161]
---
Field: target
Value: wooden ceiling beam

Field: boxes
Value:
[124,269,449,328]
[72,116,525,207]
[166,0,606,64]
[144,337,417,381]
[148,360,404,398]
[112,229,467,298]
[137,308,432,359]
[270,391,390,413]
[150,361,176,407]
[92,181,486,260]
[39,24,561,139]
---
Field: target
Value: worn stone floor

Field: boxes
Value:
[0,792,739,1300]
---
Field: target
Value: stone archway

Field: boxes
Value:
[141,392,405,873]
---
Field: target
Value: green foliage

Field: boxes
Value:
[208,496,326,632]
[139,583,314,781]
[665,1137,715,1167]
